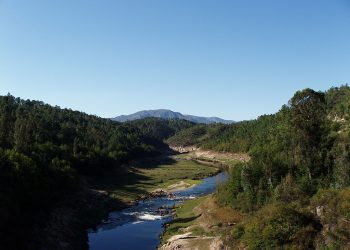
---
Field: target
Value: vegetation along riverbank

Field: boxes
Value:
[165,86,350,249]
[2,86,350,249]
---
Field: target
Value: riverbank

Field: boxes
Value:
[31,154,220,250]
[92,155,220,204]
[29,185,121,250]
[88,171,229,250]
[158,149,249,250]
[170,146,250,164]
[159,195,245,250]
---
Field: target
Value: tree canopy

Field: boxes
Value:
[0,94,194,249]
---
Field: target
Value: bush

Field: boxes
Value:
[231,224,244,239]
[242,204,319,249]
[298,175,318,196]
[274,174,308,206]
[310,188,350,248]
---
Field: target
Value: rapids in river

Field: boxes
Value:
[88,171,228,250]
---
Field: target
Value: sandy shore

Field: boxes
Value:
[159,232,224,250]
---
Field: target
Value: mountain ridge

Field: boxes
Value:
[111,109,234,124]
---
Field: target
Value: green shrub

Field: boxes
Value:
[298,175,318,196]
[310,188,350,248]
[242,204,319,249]
[274,174,308,206]
[231,225,244,239]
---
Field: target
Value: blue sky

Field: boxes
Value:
[0,0,349,120]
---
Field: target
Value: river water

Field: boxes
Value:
[88,171,228,250]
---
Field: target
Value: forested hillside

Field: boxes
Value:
[0,95,194,249]
[3,85,350,249]
[126,117,194,144]
[167,114,278,153]
[169,85,350,249]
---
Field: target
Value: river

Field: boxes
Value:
[88,171,228,250]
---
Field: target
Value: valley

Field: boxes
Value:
[2,1,349,249]
[88,153,232,250]
[2,85,350,249]
[92,154,221,205]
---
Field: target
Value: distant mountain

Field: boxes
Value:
[111,109,234,124]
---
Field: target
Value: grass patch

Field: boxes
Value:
[161,196,206,243]
[93,155,219,203]
[226,159,241,167]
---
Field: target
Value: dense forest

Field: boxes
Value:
[168,85,350,249]
[0,95,194,249]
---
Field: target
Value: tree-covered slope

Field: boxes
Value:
[126,117,195,141]
[167,115,275,153]
[168,85,350,156]
[207,86,350,249]
[0,95,194,249]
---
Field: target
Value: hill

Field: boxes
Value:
[167,85,350,249]
[0,96,194,249]
[112,109,234,124]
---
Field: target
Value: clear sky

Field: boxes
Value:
[0,0,349,120]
